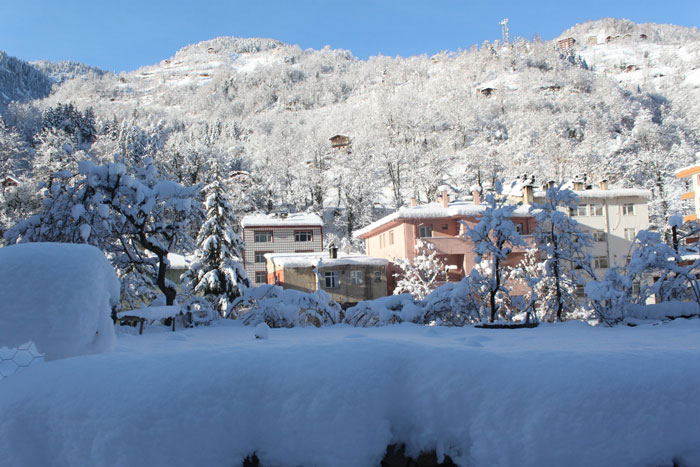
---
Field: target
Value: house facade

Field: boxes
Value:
[511,180,651,288]
[241,213,324,286]
[265,250,388,306]
[354,189,536,292]
[676,165,700,223]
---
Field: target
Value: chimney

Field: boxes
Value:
[410,197,417,207]
[472,186,482,205]
[572,180,584,191]
[329,243,338,259]
[598,179,609,191]
[522,185,534,205]
[441,190,449,208]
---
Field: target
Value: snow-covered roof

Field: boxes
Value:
[534,188,652,200]
[241,212,323,228]
[354,200,532,238]
[265,252,388,269]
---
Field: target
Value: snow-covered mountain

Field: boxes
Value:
[558,18,700,109]
[1,19,700,236]
[0,52,52,108]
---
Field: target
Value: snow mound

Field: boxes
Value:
[0,243,119,360]
[1,323,700,466]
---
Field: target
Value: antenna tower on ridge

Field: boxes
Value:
[500,18,510,44]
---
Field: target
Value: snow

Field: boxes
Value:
[266,251,388,268]
[0,243,119,360]
[533,187,652,201]
[2,321,700,466]
[254,322,270,339]
[354,200,532,238]
[240,212,323,228]
[684,68,700,87]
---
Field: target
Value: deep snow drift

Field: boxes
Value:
[0,243,119,360]
[1,321,700,466]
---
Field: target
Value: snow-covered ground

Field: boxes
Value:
[2,320,700,466]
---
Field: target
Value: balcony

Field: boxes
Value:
[422,234,535,255]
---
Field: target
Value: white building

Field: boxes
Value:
[533,180,651,281]
[240,212,324,286]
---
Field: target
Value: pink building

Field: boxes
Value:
[353,189,536,293]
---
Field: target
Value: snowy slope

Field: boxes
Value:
[1,321,700,466]
[559,19,700,105]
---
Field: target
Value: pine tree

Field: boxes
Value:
[182,174,249,317]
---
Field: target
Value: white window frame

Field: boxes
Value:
[254,231,272,243]
[622,203,635,216]
[324,271,339,288]
[594,256,608,269]
[418,225,433,238]
[351,270,364,285]
[590,204,603,216]
[294,230,313,242]
[624,228,636,242]
[593,230,606,242]
[575,205,588,217]
[254,271,267,284]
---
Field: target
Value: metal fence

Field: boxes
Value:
[0,342,44,380]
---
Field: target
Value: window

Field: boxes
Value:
[374,271,382,282]
[254,251,270,263]
[324,271,339,288]
[515,223,523,234]
[622,203,635,216]
[419,225,433,238]
[389,230,394,245]
[442,224,449,230]
[574,284,586,298]
[590,204,603,216]
[624,228,636,242]
[351,271,364,285]
[254,271,267,284]
[575,205,588,217]
[593,230,606,242]
[295,230,313,242]
[594,256,608,269]
[254,231,272,243]
[632,281,641,295]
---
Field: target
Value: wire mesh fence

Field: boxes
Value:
[0,342,44,381]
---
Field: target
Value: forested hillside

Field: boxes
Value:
[1,18,699,245]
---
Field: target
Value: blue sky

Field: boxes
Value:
[0,0,698,72]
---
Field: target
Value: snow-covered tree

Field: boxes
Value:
[393,239,449,300]
[182,174,249,317]
[462,184,526,322]
[530,185,594,321]
[6,157,198,308]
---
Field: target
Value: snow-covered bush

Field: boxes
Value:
[231,285,341,328]
[344,294,423,327]
[585,268,633,325]
[420,277,483,325]
[0,243,119,360]
[393,239,448,300]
